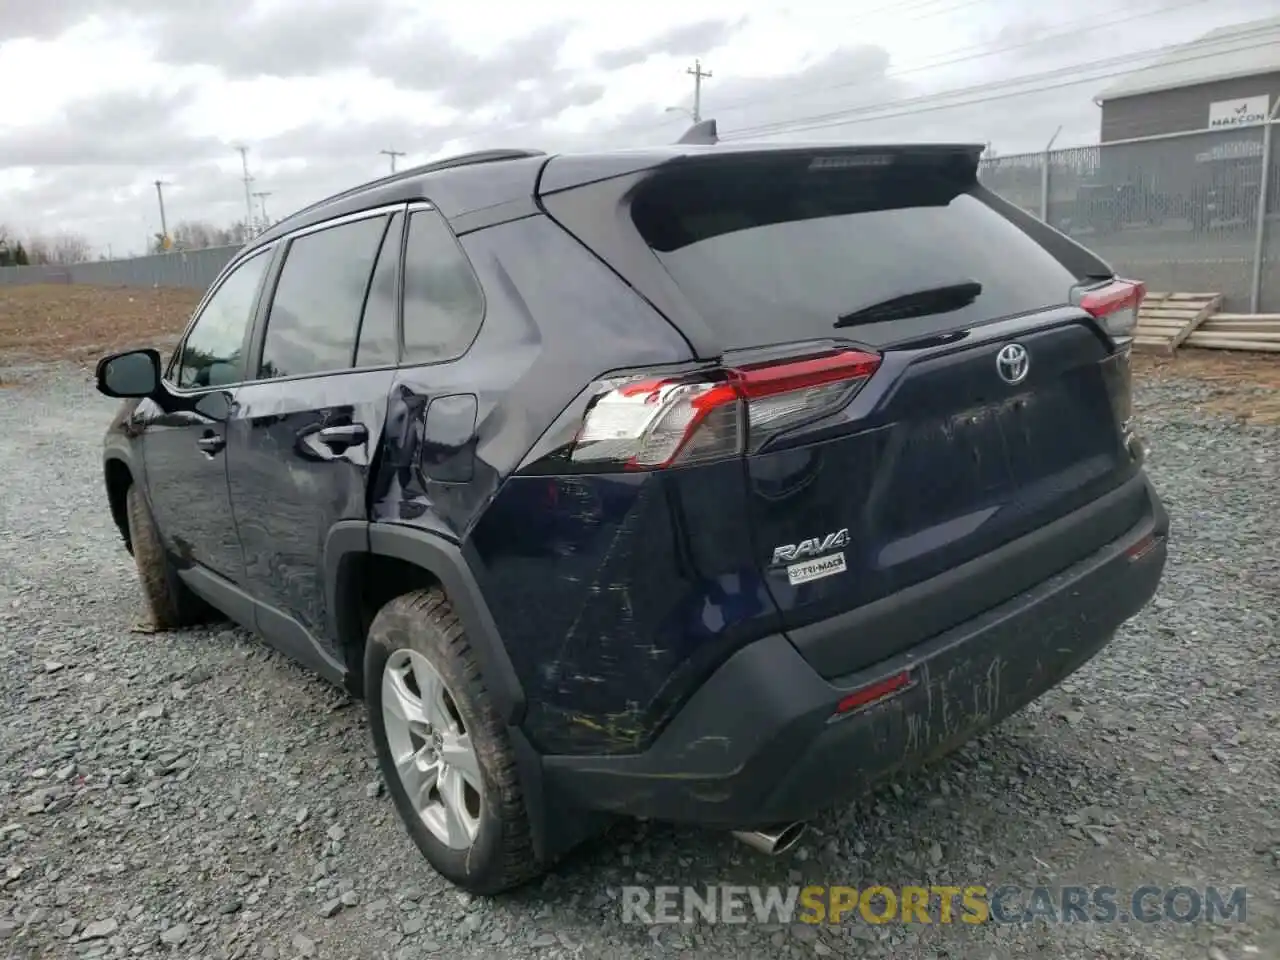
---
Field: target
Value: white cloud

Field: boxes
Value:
[0,0,1274,255]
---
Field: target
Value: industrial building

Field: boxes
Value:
[1095,16,1280,142]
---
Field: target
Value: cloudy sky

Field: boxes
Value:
[0,0,1273,256]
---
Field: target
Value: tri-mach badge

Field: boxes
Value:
[771,529,851,566]
[786,552,848,586]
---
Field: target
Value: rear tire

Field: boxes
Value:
[124,484,210,630]
[365,588,543,895]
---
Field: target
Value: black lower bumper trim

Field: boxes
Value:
[540,480,1168,828]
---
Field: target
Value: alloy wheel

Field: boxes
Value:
[381,649,483,849]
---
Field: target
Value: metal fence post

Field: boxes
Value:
[1040,126,1062,222]
[1040,155,1049,220]
[1249,100,1280,314]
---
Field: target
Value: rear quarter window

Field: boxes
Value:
[401,209,486,365]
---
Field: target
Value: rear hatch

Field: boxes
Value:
[539,144,1149,679]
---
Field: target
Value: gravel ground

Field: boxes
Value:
[1,361,1277,960]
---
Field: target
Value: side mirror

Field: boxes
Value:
[96,348,162,399]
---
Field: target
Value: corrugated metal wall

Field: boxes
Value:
[0,246,241,290]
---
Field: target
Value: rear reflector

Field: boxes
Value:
[571,349,881,471]
[1080,278,1146,338]
[1126,533,1160,562]
[833,670,914,716]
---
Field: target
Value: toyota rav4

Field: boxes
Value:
[95,132,1168,894]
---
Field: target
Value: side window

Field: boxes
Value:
[258,215,388,380]
[401,209,485,364]
[354,211,402,368]
[177,251,270,389]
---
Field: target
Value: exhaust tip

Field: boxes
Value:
[731,822,808,856]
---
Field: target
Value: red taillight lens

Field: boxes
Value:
[571,349,881,470]
[1080,278,1146,338]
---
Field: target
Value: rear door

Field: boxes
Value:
[226,207,403,668]
[543,146,1147,678]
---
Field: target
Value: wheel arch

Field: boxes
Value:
[104,455,136,553]
[323,521,601,864]
[323,521,527,725]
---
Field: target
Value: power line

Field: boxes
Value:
[705,0,1211,119]
[628,0,1211,138]
[727,17,1274,137]
[721,26,1279,141]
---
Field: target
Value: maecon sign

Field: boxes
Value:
[1207,95,1270,129]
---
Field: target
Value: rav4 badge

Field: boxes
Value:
[771,529,850,565]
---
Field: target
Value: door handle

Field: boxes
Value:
[316,423,368,449]
[196,434,226,455]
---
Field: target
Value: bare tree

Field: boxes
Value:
[24,236,52,265]
[49,233,93,264]
[171,220,217,250]
[155,219,250,252]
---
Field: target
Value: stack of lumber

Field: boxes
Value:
[1132,292,1223,355]
[1184,314,1280,353]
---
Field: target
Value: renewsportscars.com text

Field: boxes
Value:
[621,884,1248,926]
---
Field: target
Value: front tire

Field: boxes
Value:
[124,484,210,629]
[365,588,542,895]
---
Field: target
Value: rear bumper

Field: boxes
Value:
[541,477,1168,828]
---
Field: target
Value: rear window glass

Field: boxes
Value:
[630,154,1107,349]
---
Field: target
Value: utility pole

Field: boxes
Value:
[686,59,712,122]
[235,146,255,231]
[252,191,273,230]
[153,180,171,251]
[380,149,406,174]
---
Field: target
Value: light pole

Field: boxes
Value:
[686,59,712,123]
[235,145,254,229]
[154,180,171,251]
[380,149,406,174]
[253,191,273,231]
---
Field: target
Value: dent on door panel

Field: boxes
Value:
[227,370,394,659]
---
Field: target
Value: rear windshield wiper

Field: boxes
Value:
[834,280,983,328]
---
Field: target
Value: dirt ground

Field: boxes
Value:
[1,285,1277,421]
[1134,351,1280,424]
[0,284,200,370]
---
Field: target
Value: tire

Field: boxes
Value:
[365,588,542,895]
[124,484,210,630]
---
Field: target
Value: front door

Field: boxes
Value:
[140,247,274,582]
[227,208,402,663]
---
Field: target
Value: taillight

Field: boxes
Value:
[1086,279,1142,456]
[1080,278,1146,338]
[570,349,881,470]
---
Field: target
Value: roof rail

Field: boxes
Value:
[282,148,547,224]
[676,119,718,145]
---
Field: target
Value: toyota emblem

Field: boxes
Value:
[996,343,1030,385]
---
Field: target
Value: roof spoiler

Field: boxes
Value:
[676,119,718,145]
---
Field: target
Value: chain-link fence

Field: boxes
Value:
[0,245,240,290]
[979,123,1279,312]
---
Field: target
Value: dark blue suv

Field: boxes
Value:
[95,135,1168,894]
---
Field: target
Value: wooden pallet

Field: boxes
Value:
[1184,313,1280,353]
[1132,292,1223,355]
